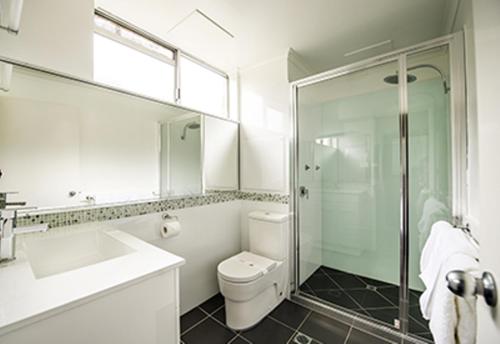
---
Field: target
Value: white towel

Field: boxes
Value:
[428,253,478,344]
[419,221,479,344]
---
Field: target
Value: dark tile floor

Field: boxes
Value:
[180,293,405,344]
[300,266,433,342]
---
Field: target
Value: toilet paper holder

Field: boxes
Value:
[446,270,497,307]
[162,213,178,221]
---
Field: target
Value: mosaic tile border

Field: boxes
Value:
[17,191,290,229]
[237,191,289,204]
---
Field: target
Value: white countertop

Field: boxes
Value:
[0,223,185,336]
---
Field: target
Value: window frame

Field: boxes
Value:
[94,8,230,118]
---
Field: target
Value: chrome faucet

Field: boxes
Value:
[0,192,47,262]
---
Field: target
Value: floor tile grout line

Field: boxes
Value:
[267,315,303,333]
[192,304,242,337]
[236,334,253,344]
[342,325,354,344]
[320,268,366,311]
[318,266,412,328]
[319,267,345,290]
[374,288,399,308]
[180,307,210,336]
[227,333,251,344]
[352,272,373,288]
[206,311,240,335]
[304,267,423,336]
[226,336,237,344]
[199,303,225,316]
[321,267,371,289]
[285,311,322,344]
[302,283,318,296]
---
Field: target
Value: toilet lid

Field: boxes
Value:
[218,251,277,283]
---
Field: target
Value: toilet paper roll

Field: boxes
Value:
[161,221,181,239]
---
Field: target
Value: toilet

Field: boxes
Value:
[217,211,289,330]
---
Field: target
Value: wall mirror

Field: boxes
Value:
[0,60,239,212]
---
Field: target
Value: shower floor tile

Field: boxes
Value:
[322,269,367,289]
[302,269,340,290]
[300,266,433,342]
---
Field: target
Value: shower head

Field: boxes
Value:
[383,63,450,94]
[383,74,417,85]
[180,121,200,140]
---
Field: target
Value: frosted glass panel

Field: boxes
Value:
[297,60,401,327]
[93,34,175,102]
[179,56,228,117]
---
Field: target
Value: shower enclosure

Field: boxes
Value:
[290,33,466,341]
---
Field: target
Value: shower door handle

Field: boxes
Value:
[299,186,309,199]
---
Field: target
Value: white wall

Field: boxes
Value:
[238,49,313,194]
[467,0,500,342]
[452,0,500,342]
[453,0,480,229]
[239,54,290,193]
[111,201,242,314]
[288,48,314,82]
[0,0,94,79]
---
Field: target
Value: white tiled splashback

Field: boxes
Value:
[110,201,242,314]
[239,53,292,194]
[109,198,291,314]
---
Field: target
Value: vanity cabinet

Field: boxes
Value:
[0,268,181,344]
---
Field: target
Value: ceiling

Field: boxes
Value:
[95,0,453,74]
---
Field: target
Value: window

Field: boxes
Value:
[179,55,228,117]
[93,10,229,116]
[93,12,175,102]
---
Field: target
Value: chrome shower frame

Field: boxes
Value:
[289,32,467,339]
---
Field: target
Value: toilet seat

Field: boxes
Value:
[218,251,277,283]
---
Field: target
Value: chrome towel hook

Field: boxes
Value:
[446,270,497,307]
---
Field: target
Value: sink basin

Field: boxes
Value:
[23,229,135,279]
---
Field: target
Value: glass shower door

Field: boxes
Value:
[296,60,402,327]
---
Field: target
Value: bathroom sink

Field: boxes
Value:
[23,229,135,279]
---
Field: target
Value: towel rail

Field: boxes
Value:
[452,217,480,249]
